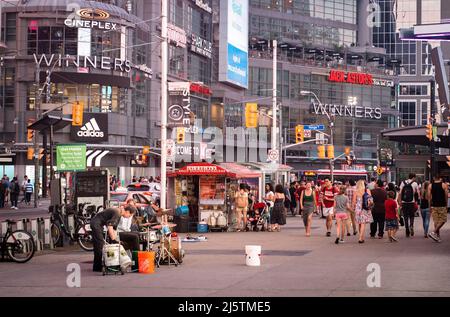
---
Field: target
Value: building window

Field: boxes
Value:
[188,54,211,85]
[399,101,416,126]
[0,67,15,108]
[169,45,185,78]
[421,101,429,125]
[399,84,428,96]
[5,13,16,41]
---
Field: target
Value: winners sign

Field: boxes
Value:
[168,82,192,127]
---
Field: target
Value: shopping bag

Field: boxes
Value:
[119,244,132,268]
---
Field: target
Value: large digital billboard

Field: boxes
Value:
[219,0,249,89]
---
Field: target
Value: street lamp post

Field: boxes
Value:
[160,0,168,209]
[300,90,335,183]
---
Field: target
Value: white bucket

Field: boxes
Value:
[245,245,261,266]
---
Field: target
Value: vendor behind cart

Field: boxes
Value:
[91,205,137,272]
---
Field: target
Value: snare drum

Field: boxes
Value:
[148,230,158,242]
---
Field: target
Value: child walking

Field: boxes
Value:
[334,186,350,244]
[385,191,400,242]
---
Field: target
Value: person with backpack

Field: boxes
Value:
[9,177,20,209]
[234,183,249,232]
[427,175,449,242]
[24,179,34,205]
[398,173,419,237]
[354,180,374,243]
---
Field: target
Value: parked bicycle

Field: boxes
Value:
[0,219,35,263]
[49,202,94,252]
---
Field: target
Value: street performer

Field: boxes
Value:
[90,205,137,272]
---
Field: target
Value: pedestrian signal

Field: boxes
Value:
[143,146,150,155]
[27,129,34,142]
[295,125,304,143]
[344,147,351,156]
[317,145,326,158]
[245,103,258,128]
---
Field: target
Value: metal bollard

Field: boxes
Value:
[68,215,75,235]
[1,222,7,236]
[16,219,24,231]
[30,219,42,251]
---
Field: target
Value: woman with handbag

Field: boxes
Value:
[353,180,374,244]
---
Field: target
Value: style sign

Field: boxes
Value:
[56,144,86,172]
[168,82,192,127]
[70,113,109,143]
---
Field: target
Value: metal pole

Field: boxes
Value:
[42,133,47,198]
[160,0,168,209]
[284,127,287,165]
[272,39,277,153]
[330,118,334,183]
[34,63,40,207]
[50,124,54,181]
[430,79,436,179]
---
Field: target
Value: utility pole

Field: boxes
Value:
[33,63,40,207]
[329,116,334,183]
[160,0,168,209]
[272,40,278,182]
[430,79,436,180]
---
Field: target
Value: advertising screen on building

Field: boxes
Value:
[219,0,249,89]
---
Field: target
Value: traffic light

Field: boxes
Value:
[143,146,150,155]
[72,101,84,126]
[27,148,34,160]
[295,125,304,143]
[425,123,433,141]
[427,159,431,169]
[245,103,258,128]
[27,128,34,142]
[327,145,335,159]
[39,148,44,160]
[177,127,185,144]
[344,147,351,156]
[446,156,450,167]
[317,145,326,158]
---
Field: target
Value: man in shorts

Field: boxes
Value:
[428,175,449,242]
[321,179,337,237]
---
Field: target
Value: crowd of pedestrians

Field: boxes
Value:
[0,174,34,209]
[238,172,449,244]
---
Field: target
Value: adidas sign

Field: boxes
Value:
[77,118,105,138]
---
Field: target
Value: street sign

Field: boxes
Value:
[373,166,378,171]
[56,144,86,171]
[304,130,312,138]
[304,124,325,131]
[268,149,279,162]
[377,167,383,175]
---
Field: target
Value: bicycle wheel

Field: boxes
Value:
[6,230,35,263]
[51,222,61,247]
[77,222,94,252]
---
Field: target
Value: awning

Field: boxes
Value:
[245,162,293,174]
[218,163,261,179]
[167,162,262,178]
[28,114,72,133]
[381,124,449,148]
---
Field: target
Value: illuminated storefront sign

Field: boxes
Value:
[190,34,212,59]
[34,54,132,73]
[190,83,212,95]
[328,70,394,87]
[65,8,117,30]
[312,103,383,120]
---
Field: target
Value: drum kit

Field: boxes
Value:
[140,209,184,267]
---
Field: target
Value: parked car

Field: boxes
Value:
[110,192,158,223]
[126,182,161,205]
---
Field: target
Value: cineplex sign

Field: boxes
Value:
[328,70,394,87]
[65,8,117,30]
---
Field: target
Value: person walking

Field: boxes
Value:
[20,175,28,203]
[283,183,291,220]
[9,177,20,210]
[300,182,316,237]
[398,173,419,237]
[345,179,358,236]
[334,186,350,244]
[321,179,337,237]
[271,185,286,232]
[289,183,298,216]
[0,178,6,208]
[420,181,431,238]
[385,191,400,242]
[428,175,449,242]
[24,179,33,205]
[354,180,373,243]
[265,183,275,230]
[370,180,387,239]
[234,183,249,232]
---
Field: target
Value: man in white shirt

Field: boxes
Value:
[398,173,419,237]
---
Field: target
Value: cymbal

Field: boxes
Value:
[151,223,177,230]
